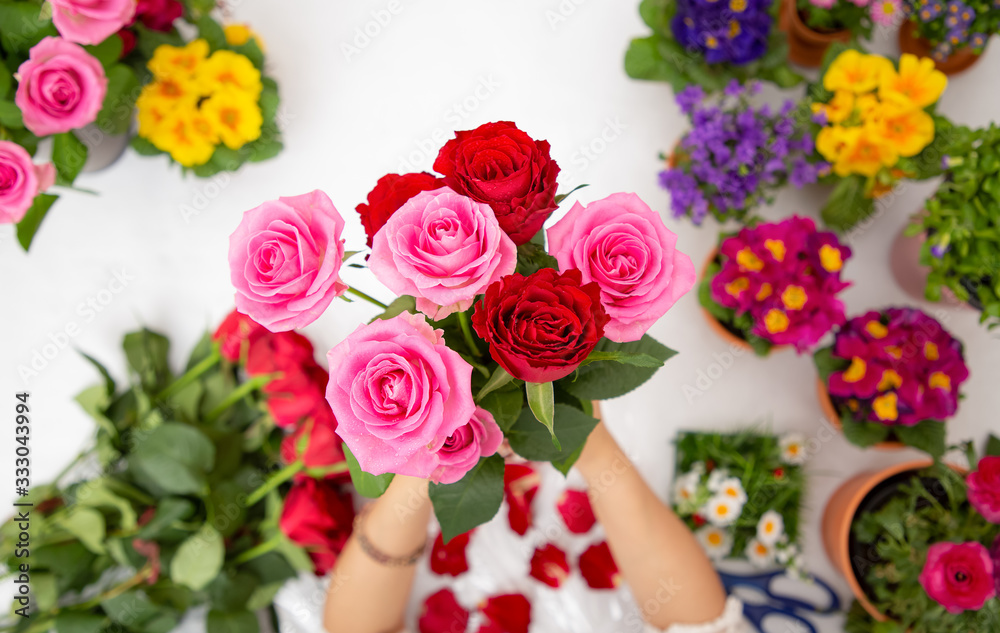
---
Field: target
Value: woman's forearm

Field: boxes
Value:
[323,475,432,633]
[576,422,728,629]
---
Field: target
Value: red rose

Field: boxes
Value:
[529,543,570,588]
[213,309,267,362]
[473,268,608,383]
[356,172,445,248]
[116,29,136,56]
[264,363,329,428]
[503,463,540,536]
[279,478,355,576]
[968,456,1000,524]
[556,489,596,534]
[478,593,531,633]
[246,330,316,375]
[433,121,560,245]
[579,541,622,590]
[418,588,469,633]
[280,407,348,477]
[133,0,183,31]
[429,530,473,577]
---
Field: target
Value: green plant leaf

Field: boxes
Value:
[476,365,515,400]
[478,387,523,433]
[101,590,160,627]
[561,335,677,401]
[131,135,163,156]
[129,423,216,496]
[813,346,849,382]
[73,478,137,531]
[580,350,665,368]
[0,100,23,128]
[0,2,58,55]
[554,183,589,205]
[53,507,106,554]
[894,420,946,458]
[506,404,599,463]
[84,36,123,68]
[54,613,107,633]
[207,610,259,633]
[136,497,195,539]
[16,193,58,251]
[821,176,872,233]
[123,328,172,390]
[0,63,11,100]
[195,14,227,50]
[343,443,394,498]
[429,454,504,543]
[551,443,585,476]
[171,524,225,591]
[208,571,259,612]
[841,416,891,448]
[526,381,558,450]
[986,434,1000,457]
[53,132,88,185]
[96,64,140,135]
[80,352,116,396]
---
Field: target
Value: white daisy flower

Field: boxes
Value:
[756,510,785,546]
[672,471,701,505]
[695,525,733,560]
[702,494,741,527]
[779,434,808,465]
[717,477,748,505]
[775,543,799,565]
[691,461,707,475]
[706,468,730,492]
[745,538,774,567]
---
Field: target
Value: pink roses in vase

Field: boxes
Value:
[227,120,695,540]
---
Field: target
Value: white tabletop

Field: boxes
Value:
[4,2,1000,631]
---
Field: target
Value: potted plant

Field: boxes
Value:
[823,444,1000,631]
[780,0,885,68]
[807,46,952,232]
[660,81,826,226]
[899,0,999,75]
[699,215,852,356]
[672,430,809,576]
[902,123,1000,327]
[625,0,803,92]
[0,311,352,633]
[814,307,970,456]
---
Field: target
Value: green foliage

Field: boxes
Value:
[506,404,599,463]
[343,443,394,499]
[15,193,58,251]
[850,463,1000,632]
[429,454,505,543]
[560,335,678,400]
[794,0,873,37]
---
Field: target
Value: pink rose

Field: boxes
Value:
[0,141,55,224]
[369,187,517,319]
[404,407,503,484]
[15,37,108,137]
[325,312,475,476]
[919,541,996,614]
[547,193,696,342]
[229,190,348,332]
[968,456,1000,524]
[51,0,137,45]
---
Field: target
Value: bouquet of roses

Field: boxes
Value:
[808,47,952,231]
[902,0,1000,63]
[814,307,969,456]
[661,80,825,226]
[625,0,802,92]
[227,121,697,540]
[845,451,1000,633]
[672,430,809,576]
[699,216,852,356]
[0,315,352,633]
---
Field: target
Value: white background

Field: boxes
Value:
[3,1,1000,631]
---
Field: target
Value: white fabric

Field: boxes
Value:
[643,597,746,633]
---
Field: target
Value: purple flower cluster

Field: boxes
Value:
[660,82,825,225]
[671,0,774,66]
[907,0,997,60]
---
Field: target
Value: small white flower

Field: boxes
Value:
[756,510,785,546]
[672,471,701,505]
[779,434,808,465]
[702,494,742,527]
[775,543,799,565]
[691,461,707,475]
[695,525,733,560]
[706,468,730,492]
[717,477,748,505]
[745,538,775,567]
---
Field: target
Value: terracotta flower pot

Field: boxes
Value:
[889,223,971,309]
[780,0,851,68]
[815,378,904,451]
[898,20,983,76]
[822,460,968,622]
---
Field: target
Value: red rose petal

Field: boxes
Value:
[529,543,570,588]
[419,588,470,633]
[429,530,473,577]
[279,478,355,576]
[356,172,445,248]
[579,541,622,590]
[556,489,596,534]
[478,593,531,633]
[504,463,540,536]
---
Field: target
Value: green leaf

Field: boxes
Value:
[554,183,589,205]
[246,135,283,163]
[343,443,394,498]
[624,35,683,87]
[196,15,227,50]
[96,65,140,135]
[0,2,58,55]
[0,100,23,128]
[0,63,11,100]
[526,381,558,449]
[580,350,665,368]
[31,572,58,612]
[55,613,107,633]
[551,443,585,476]
[813,346,849,383]
[476,365,515,400]
[53,507,106,554]
[73,478,137,531]
[821,177,872,233]
[986,434,1000,457]
[171,524,225,591]
[506,404,599,463]
[208,571,259,612]
[102,590,161,627]
[136,497,195,539]
[841,416,891,448]
[207,610,259,633]
[372,295,416,321]
[123,328,172,389]
[84,36,123,68]
[130,423,216,496]
[80,352,116,396]
[478,387,523,433]
[429,454,505,543]
[75,384,117,438]
[894,420,947,458]
[53,132,88,185]
[131,135,163,156]
[561,335,677,401]
[16,193,58,251]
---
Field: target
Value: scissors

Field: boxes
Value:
[718,570,841,633]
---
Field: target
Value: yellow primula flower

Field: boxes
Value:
[833,129,899,178]
[870,106,935,158]
[150,109,219,167]
[198,50,263,99]
[855,93,882,120]
[201,91,263,150]
[149,39,210,81]
[880,54,947,109]
[816,125,855,163]
[224,23,266,51]
[824,50,894,94]
[812,90,855,124]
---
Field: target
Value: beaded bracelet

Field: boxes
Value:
[354,504,427,567]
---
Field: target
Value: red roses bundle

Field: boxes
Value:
[227,120,696,540]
